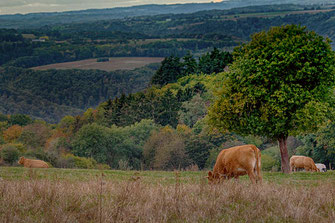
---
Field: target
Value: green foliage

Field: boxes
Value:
[18,123,51,149]
[96,57,109,62]
[143,126,190,170]
[0,135,4,145]
[209,24,335,139]
[150,50,232,87]
[205,147,221,169]
[262,146,281,169]
[185,135,214,169]
[261,154,278,171]
[0,144,20,165]
[151,56,184,86]
[71,123,111,164]
[71,121,153,169]
[178,94,208,128]
[198,48,233,74]
[0,65,157,123]
[297,123,335,168]
[9,114,32,126]
[63,154,97,169]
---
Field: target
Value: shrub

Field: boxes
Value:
[118,159,132,170]
[97,57,109,62]
[0,145,20,165]
[261,154,278,171]
[63,154,97,169]
[95,163,110,170]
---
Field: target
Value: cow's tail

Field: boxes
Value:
[253,145,262,183]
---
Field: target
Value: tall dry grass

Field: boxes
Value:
[0,174,334,223]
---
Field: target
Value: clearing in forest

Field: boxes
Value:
[31,57,164,71]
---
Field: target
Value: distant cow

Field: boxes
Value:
[207,145,262,184]
[18,157,49,168]
[315,163,327,172]
[289,155,319,172]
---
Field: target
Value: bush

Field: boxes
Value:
[63,154,97,169]
[97,57,109,62]
[95,163,110,170]
[1,145,20,165]
[261,154,278,171]
[262,146,281,171]
[118,159,132,170]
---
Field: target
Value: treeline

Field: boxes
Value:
[2,74,334,170]
[1,48,335,170]
[0,73,264,170]
[0,64,159,123]
[0,49,231,123]
[0,48,238,170]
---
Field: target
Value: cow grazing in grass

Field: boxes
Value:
[315,163,327,172]
[289,155,319,172]
[18,157,49,168]
[207,145,262,184]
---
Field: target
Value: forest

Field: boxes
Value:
[1,39,334,172]
[1,4,335,172]
[1,0,332,28]
[2,4,335,69]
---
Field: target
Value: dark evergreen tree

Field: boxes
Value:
[150,56,183,86]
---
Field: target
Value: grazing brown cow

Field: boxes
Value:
[18,156,49,168]
[207,145,262,184]
[289,155,319,172]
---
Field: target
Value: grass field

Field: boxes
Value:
[1,167,335,222]
[31,57,164,72]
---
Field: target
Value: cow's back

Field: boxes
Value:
[214,145,260,177]
[24,159,49,168]
[290,155,318,172]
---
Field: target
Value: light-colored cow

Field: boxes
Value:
[18,156,49,168]
[289,155,319,172]
[207,145,262,184]
[315,163,327,172]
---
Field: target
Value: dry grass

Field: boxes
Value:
[31,57,164,71]
[1,170,335,222]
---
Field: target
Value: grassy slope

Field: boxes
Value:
[1,167,335,222]
[1,166,335,184]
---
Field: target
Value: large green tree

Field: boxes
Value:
[208,25,335,173]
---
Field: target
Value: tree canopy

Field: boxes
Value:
[209,24,335,173]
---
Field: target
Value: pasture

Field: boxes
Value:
[1,167,334,222]
[31,57,164,71]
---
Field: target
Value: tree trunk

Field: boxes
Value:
[278,136,290,173]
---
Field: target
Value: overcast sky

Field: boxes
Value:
[0,0,223,15]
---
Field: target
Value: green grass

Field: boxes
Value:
[1,166,334,186]
[1,167,335,222]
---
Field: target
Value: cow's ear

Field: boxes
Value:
[208,171,213,177]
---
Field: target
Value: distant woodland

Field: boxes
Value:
[2,5,335,69]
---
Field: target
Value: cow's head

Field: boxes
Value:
[207,171,226,184]
[18,156,25,165]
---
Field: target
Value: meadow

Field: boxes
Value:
[1,167,334,222]
[31,57,164,72]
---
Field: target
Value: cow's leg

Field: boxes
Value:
[247,170,256,184]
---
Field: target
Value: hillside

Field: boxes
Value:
[2,4,335,120]
[0,64,159,123]
[1,0,335,28]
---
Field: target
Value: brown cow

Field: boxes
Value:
[18,156,49,168]
[290,155,319,172]
[207,145,262,184]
